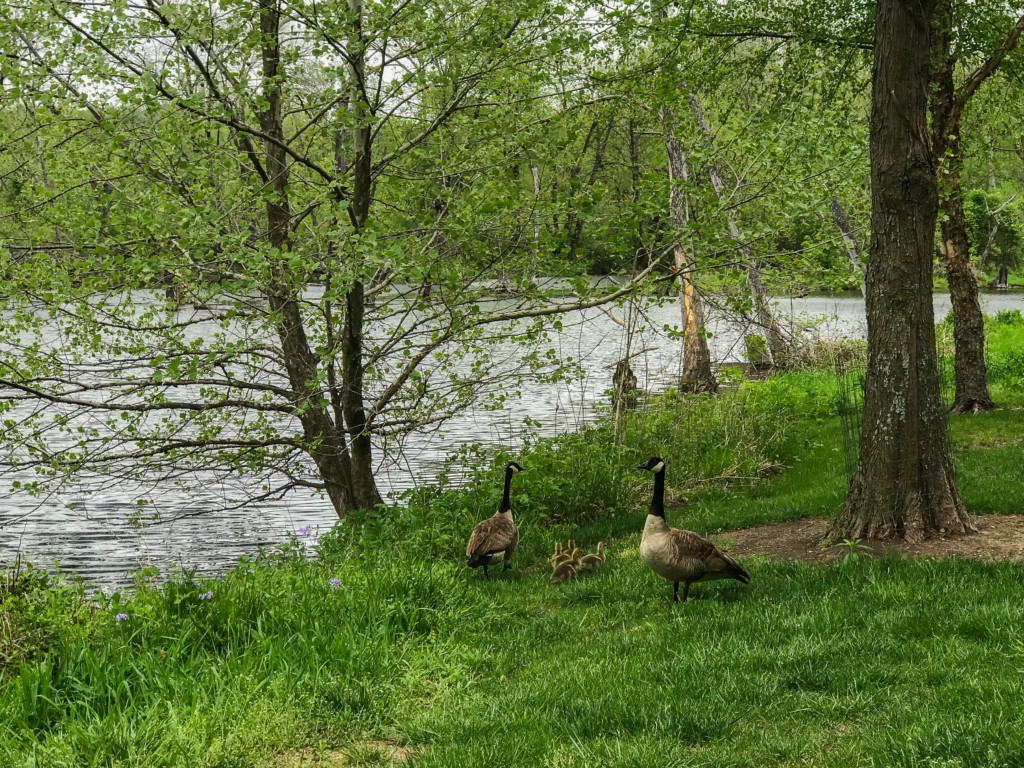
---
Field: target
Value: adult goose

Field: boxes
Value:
[466,461,523,578]
[637,457,749,602]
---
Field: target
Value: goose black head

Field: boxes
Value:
[506,461,523,474]
[637,456,665,473]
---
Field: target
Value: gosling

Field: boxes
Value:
[578,541,606,571]
[550,546,582,584]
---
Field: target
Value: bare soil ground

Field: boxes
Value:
[714,514,1024,564]
[275,741,414,767]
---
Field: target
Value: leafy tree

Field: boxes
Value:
[0,0,655,517]
[834,0,973,541]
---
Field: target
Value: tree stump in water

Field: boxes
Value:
[611,359,639,414]
[164,271,185,310]
[997,263,1009,291]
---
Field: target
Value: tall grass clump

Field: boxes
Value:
[0,530,473,767]
[984,309,1024,393]
[422,372,841,531]
[937,308,1024,394]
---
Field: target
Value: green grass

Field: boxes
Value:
[3,329,1024,767]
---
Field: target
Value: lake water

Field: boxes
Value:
[2,289,1021,588]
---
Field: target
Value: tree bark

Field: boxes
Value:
[686,94,788,366]
[833,0,974,542]
[829,196,867,297]
[342,0,383,510]
[979,195,1015,269]
[660,107,717,393]
[531,165,540,282]
[566,120,613,260]
[929,0,995,414]
[258,0,358,516]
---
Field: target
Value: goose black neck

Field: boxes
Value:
[499,467,514,512]
[648,468,665,518]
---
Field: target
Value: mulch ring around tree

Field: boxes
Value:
[713,515,1024,564]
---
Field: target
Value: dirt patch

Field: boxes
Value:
[274,740,415,767]
[713,515,1024,564]
[956,434,1023,450]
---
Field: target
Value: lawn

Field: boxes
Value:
[2,325,1024,768]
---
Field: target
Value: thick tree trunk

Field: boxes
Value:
[258,0,357,516]
[829,196,867,296]
[930,0,995,414]
[833,0,974,542]
[660,107,717,393]
[686,94,788,365]
[343,0,384,510]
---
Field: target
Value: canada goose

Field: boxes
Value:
[552,538,576,567]
[549,541,563,564]
[550,559,578,583]
[466,461,523,578]
[637,457,749,602]
[579,541,606,571]
[550,546,582,583]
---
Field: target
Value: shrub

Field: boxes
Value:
[995,308,1024,326]
[429,374,824,528]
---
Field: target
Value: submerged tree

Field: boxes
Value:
[833,0,974,541]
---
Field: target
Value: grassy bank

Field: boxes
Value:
[2,321,1024,767]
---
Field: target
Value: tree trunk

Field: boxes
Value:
[628,118,645,266]
[929,0,995,414]
[566,120,613,260]
[531,165,540,283]
[829,196,867,297]
[686,94,788,366]
[980,196,1015,269]
[832,0,974,542]
[342,0,383,510]
[258,0,358,516]
[660,107,716,393]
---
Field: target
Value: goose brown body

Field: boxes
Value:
[637,457,749,602]
[466,512,518,571]
[466,461,522,578]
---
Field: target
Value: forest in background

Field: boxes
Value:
[3,0,1024,287]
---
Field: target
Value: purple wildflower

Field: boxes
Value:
[297,525,312,536]
[115,613,129,623]
[198,591,213,600]
[311,535,319,546]
[329,578,341,589]
[217,573,226,580]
